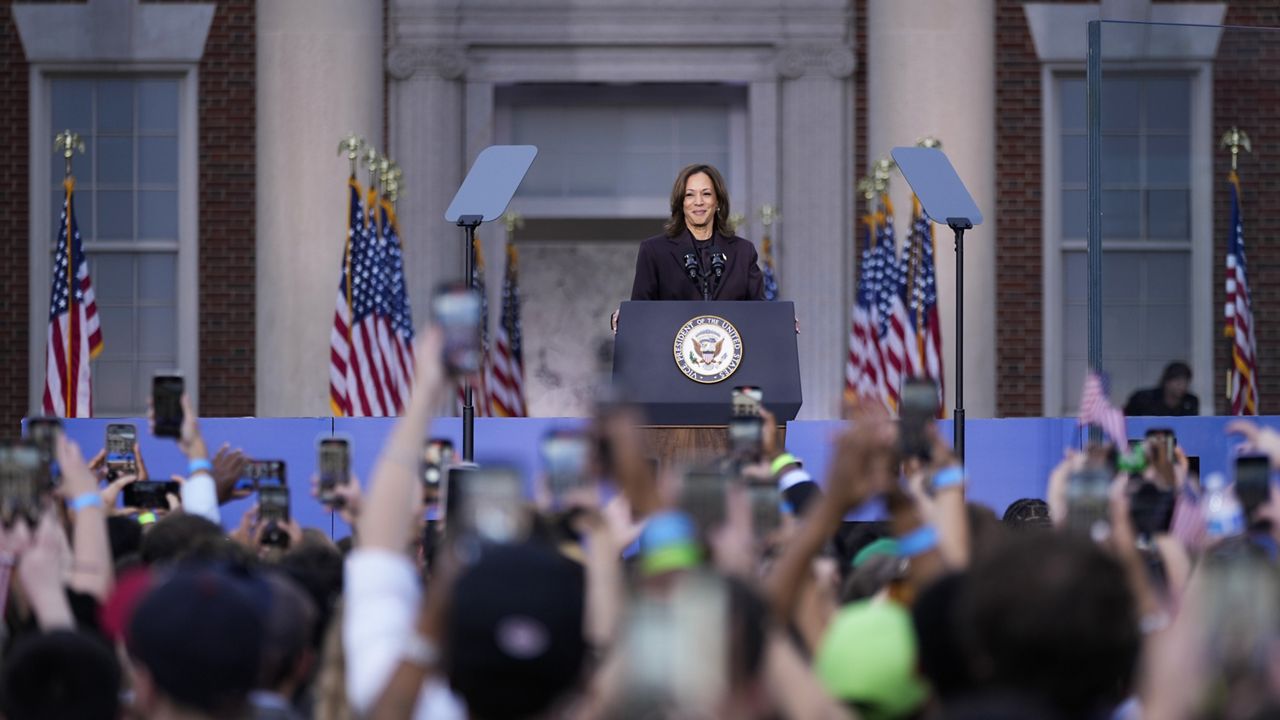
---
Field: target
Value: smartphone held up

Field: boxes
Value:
[432,282,483,377]
[152,373,185,439]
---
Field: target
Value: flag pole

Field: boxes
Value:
[336,135,366,417]
[54,130,83,416]
[1221,127,1251,414]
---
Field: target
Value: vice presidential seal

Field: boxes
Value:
[674,315,743,384]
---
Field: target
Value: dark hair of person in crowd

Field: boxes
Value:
[0,630,121,720]
[1001,498,1052,532]
[107,514,144,564]
[912,573,973,703]
[127,565,268,719]
[257,572,318,703]
[139,513,226,565]
[959,533,1140,719]
[279,541,345,650]
[966,502,1006,562]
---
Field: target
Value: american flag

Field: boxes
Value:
[489,243,528,417]
[908,197,945,414]
[458,236,492,417]
[1225,170,1259,415]
[1078,371,1127,447]
[760,232,779,301]
[43,177,103,417]
[846,215,889,410]
[377,195,415,403]
[875,196,922,406]
[329,178,415,416]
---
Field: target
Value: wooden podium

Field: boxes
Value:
[614,301,802,469]
[639,425,787,474]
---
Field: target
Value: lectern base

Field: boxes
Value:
[639,425,787,475]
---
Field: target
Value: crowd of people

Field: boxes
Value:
[2,325,1279,720]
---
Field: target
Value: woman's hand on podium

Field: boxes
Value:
[610,308,620,335]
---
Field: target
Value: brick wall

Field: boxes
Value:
[191,0,256,416]
[0,2,32,439]
[994,0,1055,417]
[1213,5,1280,414]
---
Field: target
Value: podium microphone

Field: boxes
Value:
[683,253,700,283]
[711,252,727,280]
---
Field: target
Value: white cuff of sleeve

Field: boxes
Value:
[180,473,220,525]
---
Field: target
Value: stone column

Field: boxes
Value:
[256,0,383,415]
[386,45,467,359]
[867,0,996,418]
[777,44,857,420]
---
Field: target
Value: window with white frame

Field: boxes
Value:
[1055,73,1196,414]
[497,84,747,218]
[47,77,183,416]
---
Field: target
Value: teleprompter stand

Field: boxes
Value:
[444,145,537,461]
[891,146,983,460]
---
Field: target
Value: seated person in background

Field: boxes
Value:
[1124,361,1199,416]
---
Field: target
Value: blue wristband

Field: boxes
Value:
[68,492,103,512]
[897,525,940,557]
[188,458,213,476]
[932,466,966,491]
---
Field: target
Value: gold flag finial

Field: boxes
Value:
[503,210,524,238]
[916,135,942,150]
[53,130,85,177]
[727,212,746,234]
[337,134,365,176]
[872,158,896,191]
[362,147,381,189]
[857,175,878,201]
[1220,127,1252,172]
[759,203,780,229]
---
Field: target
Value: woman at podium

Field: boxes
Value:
[628,164,764,301]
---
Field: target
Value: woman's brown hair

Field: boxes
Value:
[664,163,732,238]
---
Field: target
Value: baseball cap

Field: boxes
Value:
[126,565,267,716]
[815,599,929,720]
[638,511,702,576]
[447,542,587,719]
[852,538,900,568]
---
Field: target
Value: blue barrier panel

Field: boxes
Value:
[331,416,589,539]
[49,414,1280,534]
[53,417,334,536]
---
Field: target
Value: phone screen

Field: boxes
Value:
[899,379,939,461]
[152,374,185,438]
[447,466,526,543]
[1235,455,1271,518]
[727,415,764,461]
[25,418,61,489]
[105,424,138,479]
[122,480,179,511]
[1066,468,1113,542]
[0,444,44,528]
[246,460,286,488]
[748,478,780,539]
[317,439,349,505]
[259,485,290,523]
[432,283,482,377]
[731,386,763,417]
[680,470,728,531]
[541,430,591,503]
[422,438,455,487]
